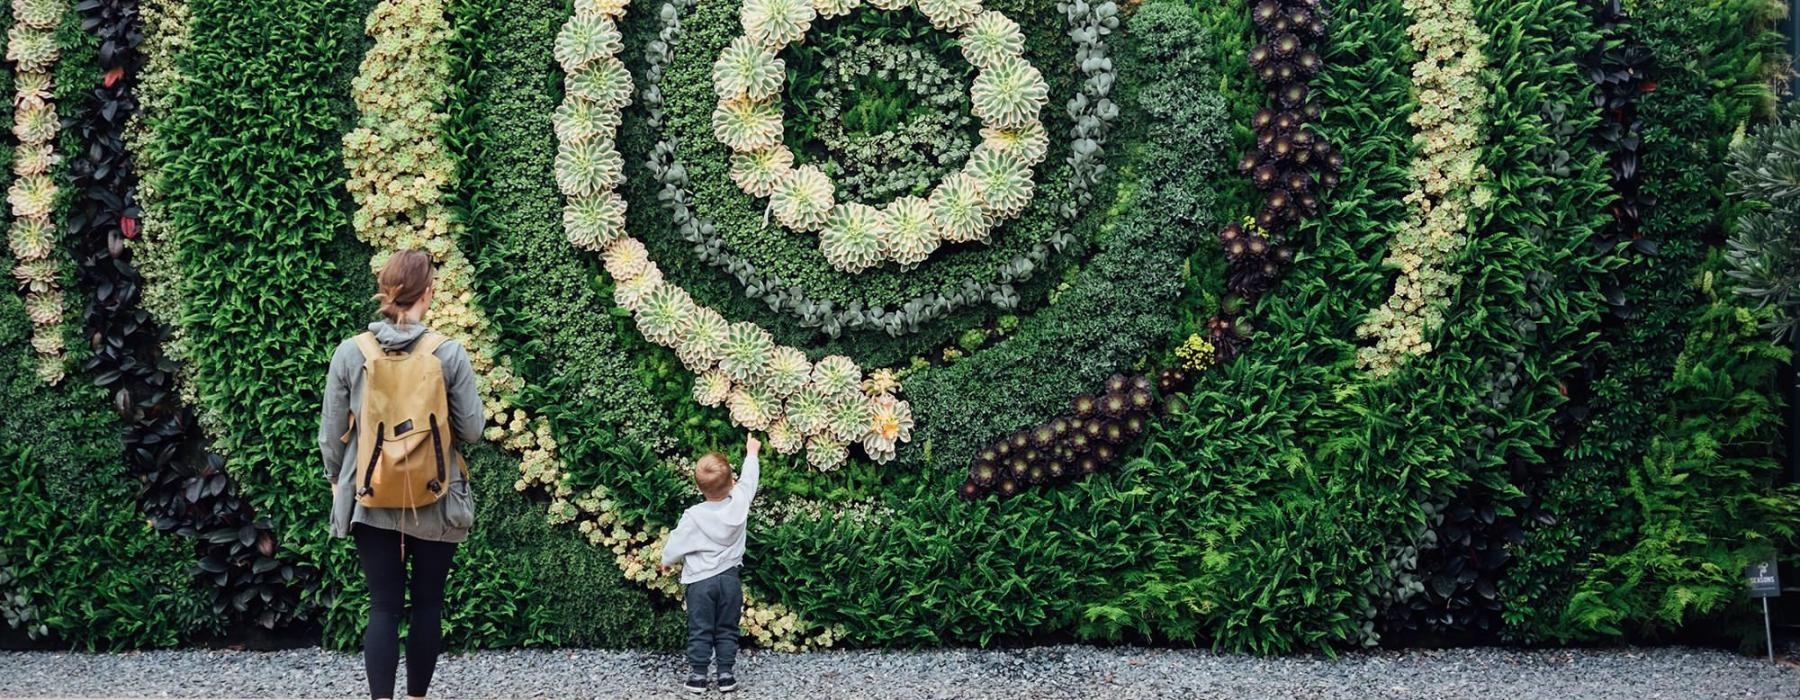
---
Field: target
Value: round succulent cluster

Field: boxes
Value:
[959,373,1192,500]
[556,0,635,253]
[641,0,1119,338]
[713,0,1049,273]
[6,0,67,383]
[1208,0,1341,363]
[555,0,915,471]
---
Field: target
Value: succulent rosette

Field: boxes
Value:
[729,145,795,198]
[770,165,836,232]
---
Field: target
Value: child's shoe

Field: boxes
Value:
[716,673,738,693]
[684,674,709,694]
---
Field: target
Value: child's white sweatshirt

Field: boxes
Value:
[660,455,760,584]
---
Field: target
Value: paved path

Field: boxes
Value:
[3,645,1798,699]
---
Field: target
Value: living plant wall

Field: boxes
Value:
[3,0,1799,654]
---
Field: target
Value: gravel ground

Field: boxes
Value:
[2,645,1797,699]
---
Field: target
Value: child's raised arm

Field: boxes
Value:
[734,433,761,504]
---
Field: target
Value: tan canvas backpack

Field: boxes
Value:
[349,331,461,509]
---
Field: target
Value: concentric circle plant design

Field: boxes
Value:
[715,0,1050,273]
[639,0,1117,339]
[557,0,915,471]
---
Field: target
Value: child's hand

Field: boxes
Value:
[745,433,762,458]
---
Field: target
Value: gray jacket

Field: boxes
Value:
[319,321,483,542]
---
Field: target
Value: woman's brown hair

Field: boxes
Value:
[374,250,434,325]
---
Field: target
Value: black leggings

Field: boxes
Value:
[352,524,457,699]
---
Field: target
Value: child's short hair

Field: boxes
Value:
[695,452,733,500]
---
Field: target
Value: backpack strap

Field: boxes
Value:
[352,332,384,362]
[412,332,450,357]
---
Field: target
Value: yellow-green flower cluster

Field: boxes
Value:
[1354,0,1492,378]
[1174,333,1216,371]
[342,0,527,427]
[6,0,67,384]
[714,0,1047,274]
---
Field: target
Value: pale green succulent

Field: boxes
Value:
[812,0,860,18]
[810,355,862,397]
[12,104,56,146]
[963,146,1034,218]
[8,175,56,219]
[34,354,63,384]
[611,267,663,311]
[805,434,849,471]
[929,173,990,243]
[712,97,785,151]
[8,28,58,73]
[971,57,1048,129]
[12,143,53,177]
[563,192,629,251]
[555,13,624,72]
[865,0,910,9]
[767,419,803,455]
[567,56,634,110]
[693,370,733,407]
[820,203,889,273]
[24,288,61,324]
[635,283,696,345]
[917,0,982,30]
[763,346,812,397]
[728,383,779,431]
[13,70,50,108]
[555,138,625,197]
[740,0,815,48]
[718,321,776,382]
[729,145,794,198]
[713,36,786,101]
[7,217,54,261]
[882,196,938,267]
[958,11,1023,68]
[786,384,834,436]
[675,307,732,371]
[981,120,1049,166]
[769,165,834,232]
[554,97,623,143]
[30,322,62,351]
[13,0,64,30]
[12,258,58,293]
[574,0,631,17]
[862,395,913,464]
[826,398,873,443]
[602,237,653,281]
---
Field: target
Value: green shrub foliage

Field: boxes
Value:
[1,0,1794,653]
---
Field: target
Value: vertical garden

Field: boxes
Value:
[1,0,1797,654]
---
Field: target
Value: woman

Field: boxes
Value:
[319,250,482,700]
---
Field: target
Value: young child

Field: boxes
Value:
[660,433,761,694]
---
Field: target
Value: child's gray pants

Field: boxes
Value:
[685,566,743,675]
